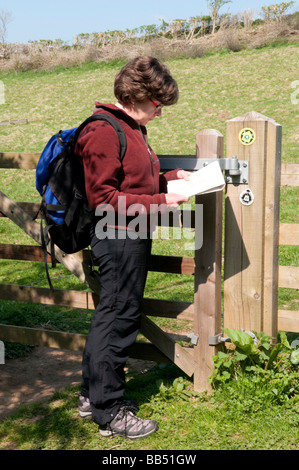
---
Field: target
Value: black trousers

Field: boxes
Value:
[81,228,152,426]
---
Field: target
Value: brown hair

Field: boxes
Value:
[114,56,179,106]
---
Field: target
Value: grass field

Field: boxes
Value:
[0,45,298,159]
[0,44,298,450]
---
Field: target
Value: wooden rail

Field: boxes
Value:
[277,167,299,333]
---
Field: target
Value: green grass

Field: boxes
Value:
[0,365,298,451]
[0,45,298,450]
[0,45,298,160]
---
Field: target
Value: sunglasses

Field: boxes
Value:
[150,99,163,111]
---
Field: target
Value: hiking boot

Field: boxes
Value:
[99,406,158,439]
[78,395,92,419]
[78,395,139,419]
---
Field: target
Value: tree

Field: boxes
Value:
[0,9,13,47]
[200,15,212,35]
[138,24,159,42]
[207,0,232,34]
[168,19,187,39]
[187,17,201,41]
[261,2,295,22]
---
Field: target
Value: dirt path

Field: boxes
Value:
[0,347,82,419]
[0,346,153,420]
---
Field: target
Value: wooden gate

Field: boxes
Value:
[0,111,298,392]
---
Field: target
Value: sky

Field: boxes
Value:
[1,0,298,44]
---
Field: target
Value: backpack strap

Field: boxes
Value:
[73,112,127,161]
[40,217,55,290]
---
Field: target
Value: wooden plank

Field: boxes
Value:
[0,323,87,350]
[0,152,201,172]
[0,152,40,169]
[0,151,296,184]
[140,315,197,377]
[0,323,171,363]
[142,298,194,320]
[0,243,45,261]
[129,342,171,363]
[224,112,281,337]
[281,174,299,186]
[224,115,266,332]
[279,223,299,246]
[0,119,28,126]
[0,202,196,228]
[0,202,41,218]
[281,163,299,187]
[281,163,299,175]
[278,266,299,289]
[147,254,195,274]
[0,283,98,310]
[263,118,281,338]
[193,129,223,392]
[0,283,194,320]
[0,243,61,263]
[0,243,195,275]
[278,310,299,333]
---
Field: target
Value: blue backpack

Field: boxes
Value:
[36,112,127,259]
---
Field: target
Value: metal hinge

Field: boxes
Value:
[200,156,249,184]
[208,333,231,346]
[187,332,199,345]
[159,155,249,184]
[208,330,258,346]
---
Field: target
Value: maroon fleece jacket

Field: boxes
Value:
[75,103,179,229]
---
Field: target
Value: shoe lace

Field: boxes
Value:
[115,406,142,438]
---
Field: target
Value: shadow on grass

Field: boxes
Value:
[0,390,92,450]
[124,363,186,405]
[0,364,187,450]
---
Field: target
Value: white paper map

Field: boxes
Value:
[167,161,225,197]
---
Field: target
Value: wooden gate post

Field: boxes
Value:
[224,111,282,338]
[193,129,223,392]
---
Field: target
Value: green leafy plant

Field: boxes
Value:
[210,329,299,410]
[154,376,202,403]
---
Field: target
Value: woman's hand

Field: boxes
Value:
[164,170,191,208]
[176,170,191,181]
[165,193,189,209]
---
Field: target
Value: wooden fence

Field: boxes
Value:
[0,111,298,392]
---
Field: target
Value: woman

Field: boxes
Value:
[76,57,190,439]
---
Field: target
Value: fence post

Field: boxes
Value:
[224,111,282,338]
[193,129,223,392]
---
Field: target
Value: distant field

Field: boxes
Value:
[0,44,298,161]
